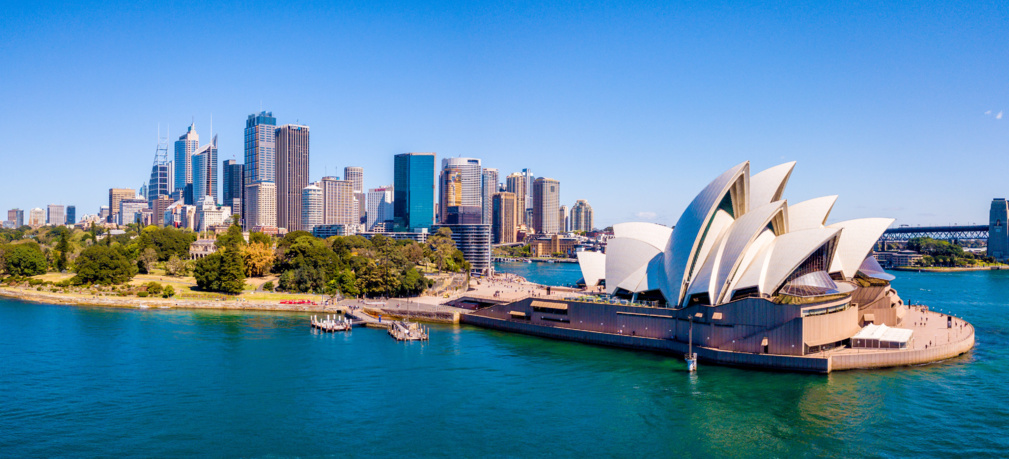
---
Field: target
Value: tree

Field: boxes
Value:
[165,255,189,276]
[427,228,458,272]
[194,249,246,294]
[73,245,136,285]
[55,228,71,272]
[162,285,175,298]
[215,223,246,251]
[249,232,271,246]
[137,248,158,274]
[4,243,47,277]
[241,242,275,277]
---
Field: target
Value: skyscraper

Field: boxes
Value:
[321,177,358,226]
[366,186,394,231]
[558,205,568,233]
[243,111,277,222]
[28,208,45,228]
[345,167,365,223]
[46,205,65,226]
[276,124,310,231]
[223,160,244,218]
[301,184,323,233]
[522,168,534,213]
[505,173,527,225]
[7,209,24,228]
[245,182,277,229]
[191,135,218,205]
[439,157,482,224]
[571,200,593,232]
[492,192,517,244]
[394,152,436,232]
[532,177,560,234]
[149,131,172,207]
[481,168,498,226]
[66,205,76,225]
[174,123,199,192]
[153,195,172,226]
[108,188,136,224]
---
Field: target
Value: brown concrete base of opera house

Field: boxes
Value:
[461,303,975,373]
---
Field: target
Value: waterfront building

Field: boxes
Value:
[393,152,436,232]
[191,135,218,205]
[223,160,244,218]
[174,123,199,192]
[66,205,75,225]
[532,177,560,234]
[7,209,24,228]
[505,173,527,226]
[439,157,482,224]
[119,199,148,226]
[243,111,277,222]
[46,205,65,227]
[275,124,310,231]
[245,182,277,229]
[28,208,45,228]
[433,224,492,274]
[321,177,358,226]
[571,200,593,232]
[873,250,924,268]
[989,198,1009,261]
[366,185,394,231]
[492,192,517,244]
[528,234,578,257]
[482,168,498,226]
[301,184,323,233]
[108,188,136,224]
[559,205,568,233]
[465,161,975,372]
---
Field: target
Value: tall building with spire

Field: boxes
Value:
[243,111,277,223]
[174,123,199,192]
[192,135,218,205]
[276,124,310,231]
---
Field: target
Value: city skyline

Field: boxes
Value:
[2,2,1007,228]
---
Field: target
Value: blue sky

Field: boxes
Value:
[2,1,1007,228]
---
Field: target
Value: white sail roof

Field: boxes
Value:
[576,251,606,287]
[788,196,837,231]
[605,237,662,294]
[749,162,795,208]
[612,222,672,251]
[827,218,895,279]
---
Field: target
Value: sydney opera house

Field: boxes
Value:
[463,162,975,372]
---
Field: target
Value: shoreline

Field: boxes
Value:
[890,266,1007,272]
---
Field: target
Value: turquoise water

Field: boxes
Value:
[1,269,1007,457]
[494,260,583,286]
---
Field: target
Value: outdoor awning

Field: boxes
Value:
[531,301,568,310]
[509,311,527,317]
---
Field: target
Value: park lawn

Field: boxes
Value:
[32,273,75,282]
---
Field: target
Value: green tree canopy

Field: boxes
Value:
[194,249,246,294]
[73,245,136,285]
[4,243,47,277]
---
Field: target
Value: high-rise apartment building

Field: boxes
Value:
[394,152,436,232]
[174,123,199,192]
[245,182,277,230]
[532,177,560,234]
[46,205,65,226]
[301,184,323,233]
[481,168,498,226]
[492,192,517,244]
[366,186,394,231]
[223,160,244,218]
[66,206,76,225]
[571,200,593,232]
[522,168,534,212]
[276,124,310,231]
[7,209,24,228]
[192,135,218,205]
[28,208,45,228]
[344,167,365,223]
[243,111,277,222]
[505,173,527,226]
[558,205,568,233]
[153,195,172,226]
[108,188,136,224]
[439,157,482,224]
[321,177,358,226]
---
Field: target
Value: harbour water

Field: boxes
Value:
[493,260,583,287]
[1,269,1007,457]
